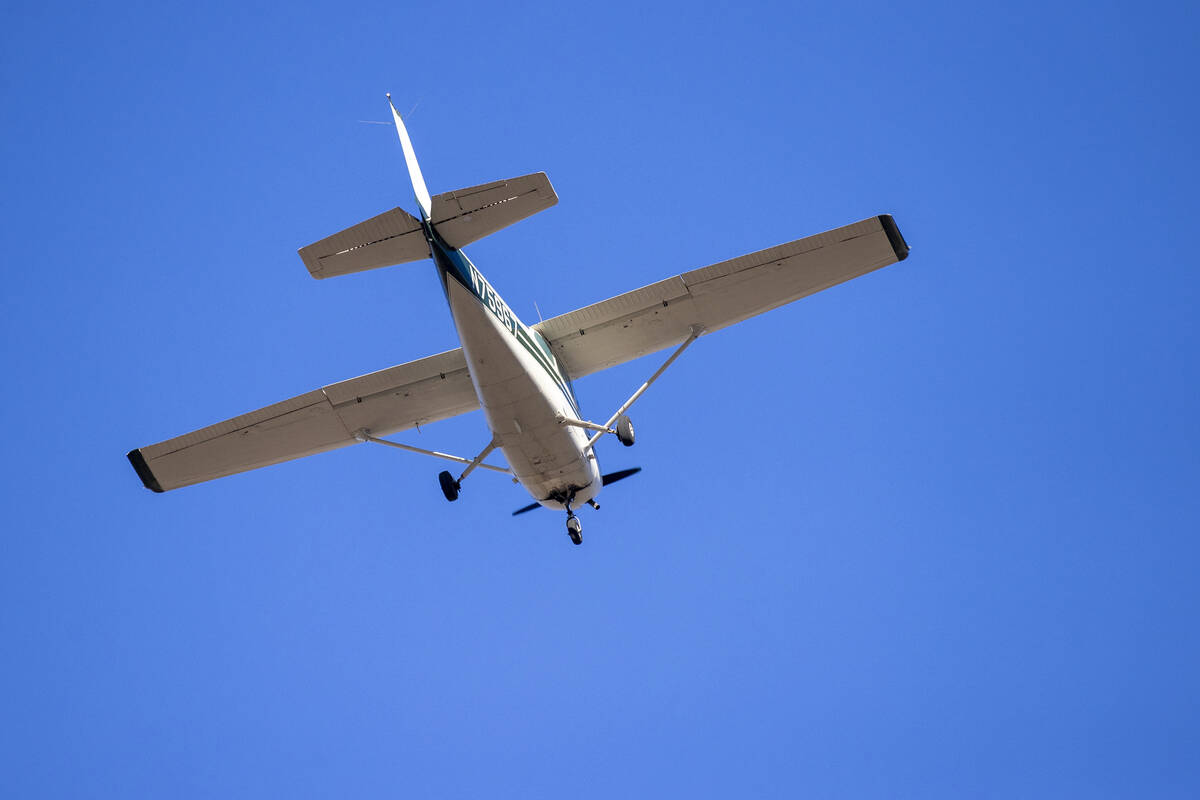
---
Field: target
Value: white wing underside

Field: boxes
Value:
[535,215,908,378]
[130,215,906,492]
[130,349,477,492]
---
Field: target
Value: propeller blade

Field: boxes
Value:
[601,467,642,486]
[512,469,641,515]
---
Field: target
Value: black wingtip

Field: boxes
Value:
[127,448,164,493]
[878,214,909,262]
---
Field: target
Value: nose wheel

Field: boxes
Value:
[566,515,583,545]
[562,491,583,545]
[534,489,588,545]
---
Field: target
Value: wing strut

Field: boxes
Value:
[555,325,704,450]
[355,430,511,476]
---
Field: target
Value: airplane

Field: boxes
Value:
[127,95,910,545]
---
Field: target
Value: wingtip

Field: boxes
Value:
[878,214,910,262]
[127,448,164,493]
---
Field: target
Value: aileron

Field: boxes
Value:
[128,348,477,492]
[536,215,907,379]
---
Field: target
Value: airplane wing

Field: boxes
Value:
[534,215,908,379]
[128,348,478,492]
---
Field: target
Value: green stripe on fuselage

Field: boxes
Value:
[425,227,581,418]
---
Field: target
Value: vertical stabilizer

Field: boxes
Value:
[387,93,432,221]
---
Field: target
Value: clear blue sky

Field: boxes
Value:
[3,1,1198,796]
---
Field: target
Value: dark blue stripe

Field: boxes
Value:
[425,226,581,417]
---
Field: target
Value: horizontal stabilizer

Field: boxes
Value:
[298,206,428,279]
[431,172,557,249]
[298,172,557,279]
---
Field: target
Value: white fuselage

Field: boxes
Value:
[433,237,601,509]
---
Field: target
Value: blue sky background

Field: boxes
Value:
[3,1,1198,796]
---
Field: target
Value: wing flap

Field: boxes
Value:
[129,348,478,492]
[536,215,907,379]
[323,348,478,438]
[534,276,697,377]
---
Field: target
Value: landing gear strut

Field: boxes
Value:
[562,490,583,545]
[433,438,500,503]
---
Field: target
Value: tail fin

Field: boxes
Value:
[387,93,432,220]
[296,99,559,279]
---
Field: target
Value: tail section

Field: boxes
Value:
[298,206,427,279]
[387,93,432,220]
[430,172,557,249]
[296,97,559,279]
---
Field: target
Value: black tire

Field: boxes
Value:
[438,470,460,502]
[566,516,583,545]
[616,415,635,447]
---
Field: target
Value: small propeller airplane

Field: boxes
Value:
[128,95,910,545]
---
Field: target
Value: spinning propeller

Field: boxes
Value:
[511,468,642,516]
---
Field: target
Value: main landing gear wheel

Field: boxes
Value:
[616,415,635,447]
[566,515,583,545]
[438,470,460,502]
